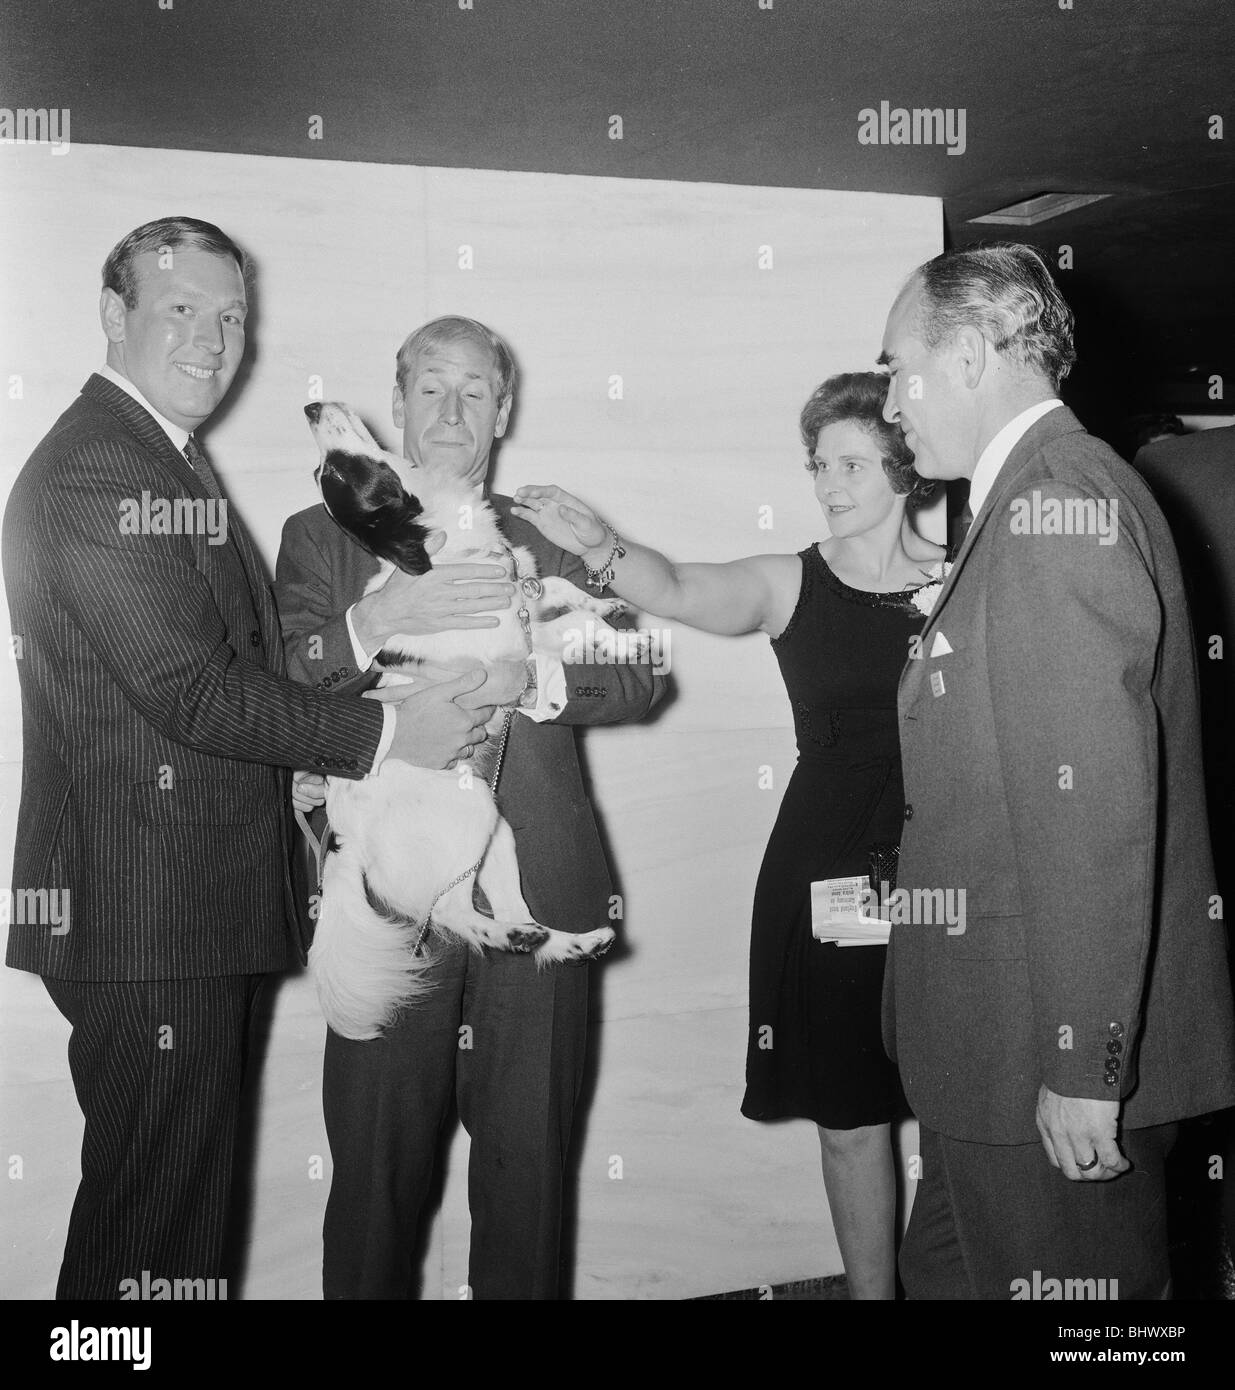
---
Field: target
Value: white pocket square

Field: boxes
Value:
[929,631,954,657]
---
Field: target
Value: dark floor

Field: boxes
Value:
[696,1274,849,1301]
[696,1113,1235,1301]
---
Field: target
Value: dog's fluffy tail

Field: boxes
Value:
[309,849,436,1041]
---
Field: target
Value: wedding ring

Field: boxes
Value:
[1076,1154,1100,1171]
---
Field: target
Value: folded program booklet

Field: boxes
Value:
[810,874,891,947]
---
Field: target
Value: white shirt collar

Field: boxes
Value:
[99,364,191,453]
[968,398,1064,520]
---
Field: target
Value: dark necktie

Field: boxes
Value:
[183,434,223,500]
[955,500,974,550]
[183,431,264,617]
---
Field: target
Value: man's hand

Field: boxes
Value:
[352,533,514,654]
[367,669,496,770]
[291,770,327,813]
[511,485,608,557]
[1035,1085,1129,1181]
[463,659,530,710]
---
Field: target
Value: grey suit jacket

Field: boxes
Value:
[1133,427,1235,827]
[3,375,386,980]
[883,406,1235,1144]
[275,496,667,933]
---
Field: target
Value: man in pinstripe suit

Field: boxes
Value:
[2,219,511,1299]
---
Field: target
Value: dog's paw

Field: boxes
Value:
[565,926,616,961]
[582,928,616,960]
[583,596,630,621]
[505,924,551,953]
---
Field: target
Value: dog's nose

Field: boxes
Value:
[304,402,322,424]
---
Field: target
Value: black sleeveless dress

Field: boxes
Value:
[741,544,930,1130]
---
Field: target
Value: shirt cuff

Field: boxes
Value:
[517,653,568,722]
[345,603,378,671]
[368,702,395,774]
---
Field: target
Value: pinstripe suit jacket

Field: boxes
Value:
[2,375,385,980]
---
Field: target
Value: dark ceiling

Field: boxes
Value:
[4,0,1233,439]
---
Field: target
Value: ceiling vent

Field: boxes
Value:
[969,192,1112,226]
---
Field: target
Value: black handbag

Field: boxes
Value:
[867,841,900,895]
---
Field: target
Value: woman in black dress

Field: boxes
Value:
[513,372,944,1299]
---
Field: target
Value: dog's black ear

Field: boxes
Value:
[320,468,434,575]
[382,495,435,576]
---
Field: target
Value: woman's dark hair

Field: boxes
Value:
[800,371,937,507]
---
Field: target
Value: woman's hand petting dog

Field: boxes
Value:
[367,670,496,770]
[291,770,328,813]
[351,533,515,652]
[512,485,609,555]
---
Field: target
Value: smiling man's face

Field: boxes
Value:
[393,335,512,487]
[102,247,247,432]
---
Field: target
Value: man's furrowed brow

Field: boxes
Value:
[414,366,492,386]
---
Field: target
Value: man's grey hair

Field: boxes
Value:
[912,243,1076,390]
[394,315,516,405]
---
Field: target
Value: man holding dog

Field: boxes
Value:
[878,243,1235,1298]
[276,315,666,1299]
[3,220,504,1299]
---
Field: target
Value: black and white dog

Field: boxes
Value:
[304,401,623,1040]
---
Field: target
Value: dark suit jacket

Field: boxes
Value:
[3,375,386,980]
[883,406,1235,1145]
[275,496,667,933]
[1133,427,1235,853]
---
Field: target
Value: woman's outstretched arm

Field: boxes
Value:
[512,485,797,637]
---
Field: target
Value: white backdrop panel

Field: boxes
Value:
[0,142,938,1300]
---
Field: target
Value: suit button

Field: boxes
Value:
[1103,1073,1119,1087]
[1106,1040,1123,1055]
[1109,1021,1124,1039]
[249,630,261,646]
[904,804,914,821]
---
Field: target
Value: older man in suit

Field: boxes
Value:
[2,220,501,1299]
[276,315,665,1300]
[877,244,1235,1298]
